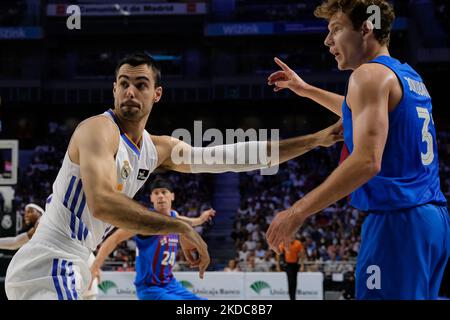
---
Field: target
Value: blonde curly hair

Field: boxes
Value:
[314,0,396,46]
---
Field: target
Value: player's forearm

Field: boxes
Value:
[302,85,344,116]
[291,153,379,219]
[0,233,29,250]
[188,133,324,174]
[268,133,321,166]
[177,215,201,227]
[94,237,119,268]
[92,193,191,236]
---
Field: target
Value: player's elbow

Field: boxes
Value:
[90,204,107,220]
[360,157,381,178]
[88,191,114,220]
[353,148,382,179]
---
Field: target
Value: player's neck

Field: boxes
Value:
[114,112,149,147]
[367,46,390,62]
[355,45,390,70]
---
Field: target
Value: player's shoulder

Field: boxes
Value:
[70,115,120,153]
[150,134,182,152]
[150,134,173,144]
[350,62,396,88]
[75,114,120,137]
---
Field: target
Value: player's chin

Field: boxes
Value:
[121,106,142,119]
[336,61,345,70]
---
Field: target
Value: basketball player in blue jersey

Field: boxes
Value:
[90,178,215,300]
[6,52,343,299]
[266,0,449,299]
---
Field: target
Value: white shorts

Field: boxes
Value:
[5,226,92,300]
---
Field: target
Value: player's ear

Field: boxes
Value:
[170,192,174,201]
[113,82,117,98]
[361,20,374,39]
[154,86,162,103]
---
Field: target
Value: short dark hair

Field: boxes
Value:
[150,177,174,193]
[115,52,161,87]
[314,0,395,46]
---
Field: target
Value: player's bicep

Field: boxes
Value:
[75,119,119,212]
[154,135,193,173]
[348,67,390,165]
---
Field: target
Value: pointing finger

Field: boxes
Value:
[274,57,291,72]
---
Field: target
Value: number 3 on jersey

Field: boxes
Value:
[161,251,176,266]
[416,107,434,166]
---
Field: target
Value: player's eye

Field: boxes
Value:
[120,81,129,88]
[137,83,148,90]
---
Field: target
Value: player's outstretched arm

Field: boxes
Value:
[175,209,216,227]
[270,119,343,166]
[268,57,344,116]
[0,233,29,250]
[153,121,342,174]
[266,64,391,253]
[89,229,134,289]
[72,117,210,277]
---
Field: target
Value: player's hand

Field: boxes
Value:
[26,219,40,239]
[180,234,197,265]
[315,119,344,147]
[180,228,210,279]
[88,263,101,290]
[199,208,216,225]
[266,208,305,255]
[268,57,310,96]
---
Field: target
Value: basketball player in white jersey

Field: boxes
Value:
[5,53,343,300]
[1,202,98,299]
[0,203,43,250]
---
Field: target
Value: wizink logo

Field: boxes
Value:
[180,280,194,290]
[250,281,271,295]
[171,121,280,175]
[98,280,118,294]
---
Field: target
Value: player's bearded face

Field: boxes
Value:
[113,64,162,120]
[325,12,365,71]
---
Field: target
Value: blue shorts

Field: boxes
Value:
[136,279,206,300]
[356,204,449,300]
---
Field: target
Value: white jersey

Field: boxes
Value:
[40,109,158,251]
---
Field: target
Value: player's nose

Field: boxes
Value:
[124,86,136,99]
[324,33,333,47]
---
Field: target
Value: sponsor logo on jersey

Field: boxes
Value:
[137,169,150,181]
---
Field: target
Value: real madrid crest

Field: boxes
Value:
[121,160,131,180]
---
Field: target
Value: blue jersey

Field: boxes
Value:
[342,55,447,211]
[134,210,179,287]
